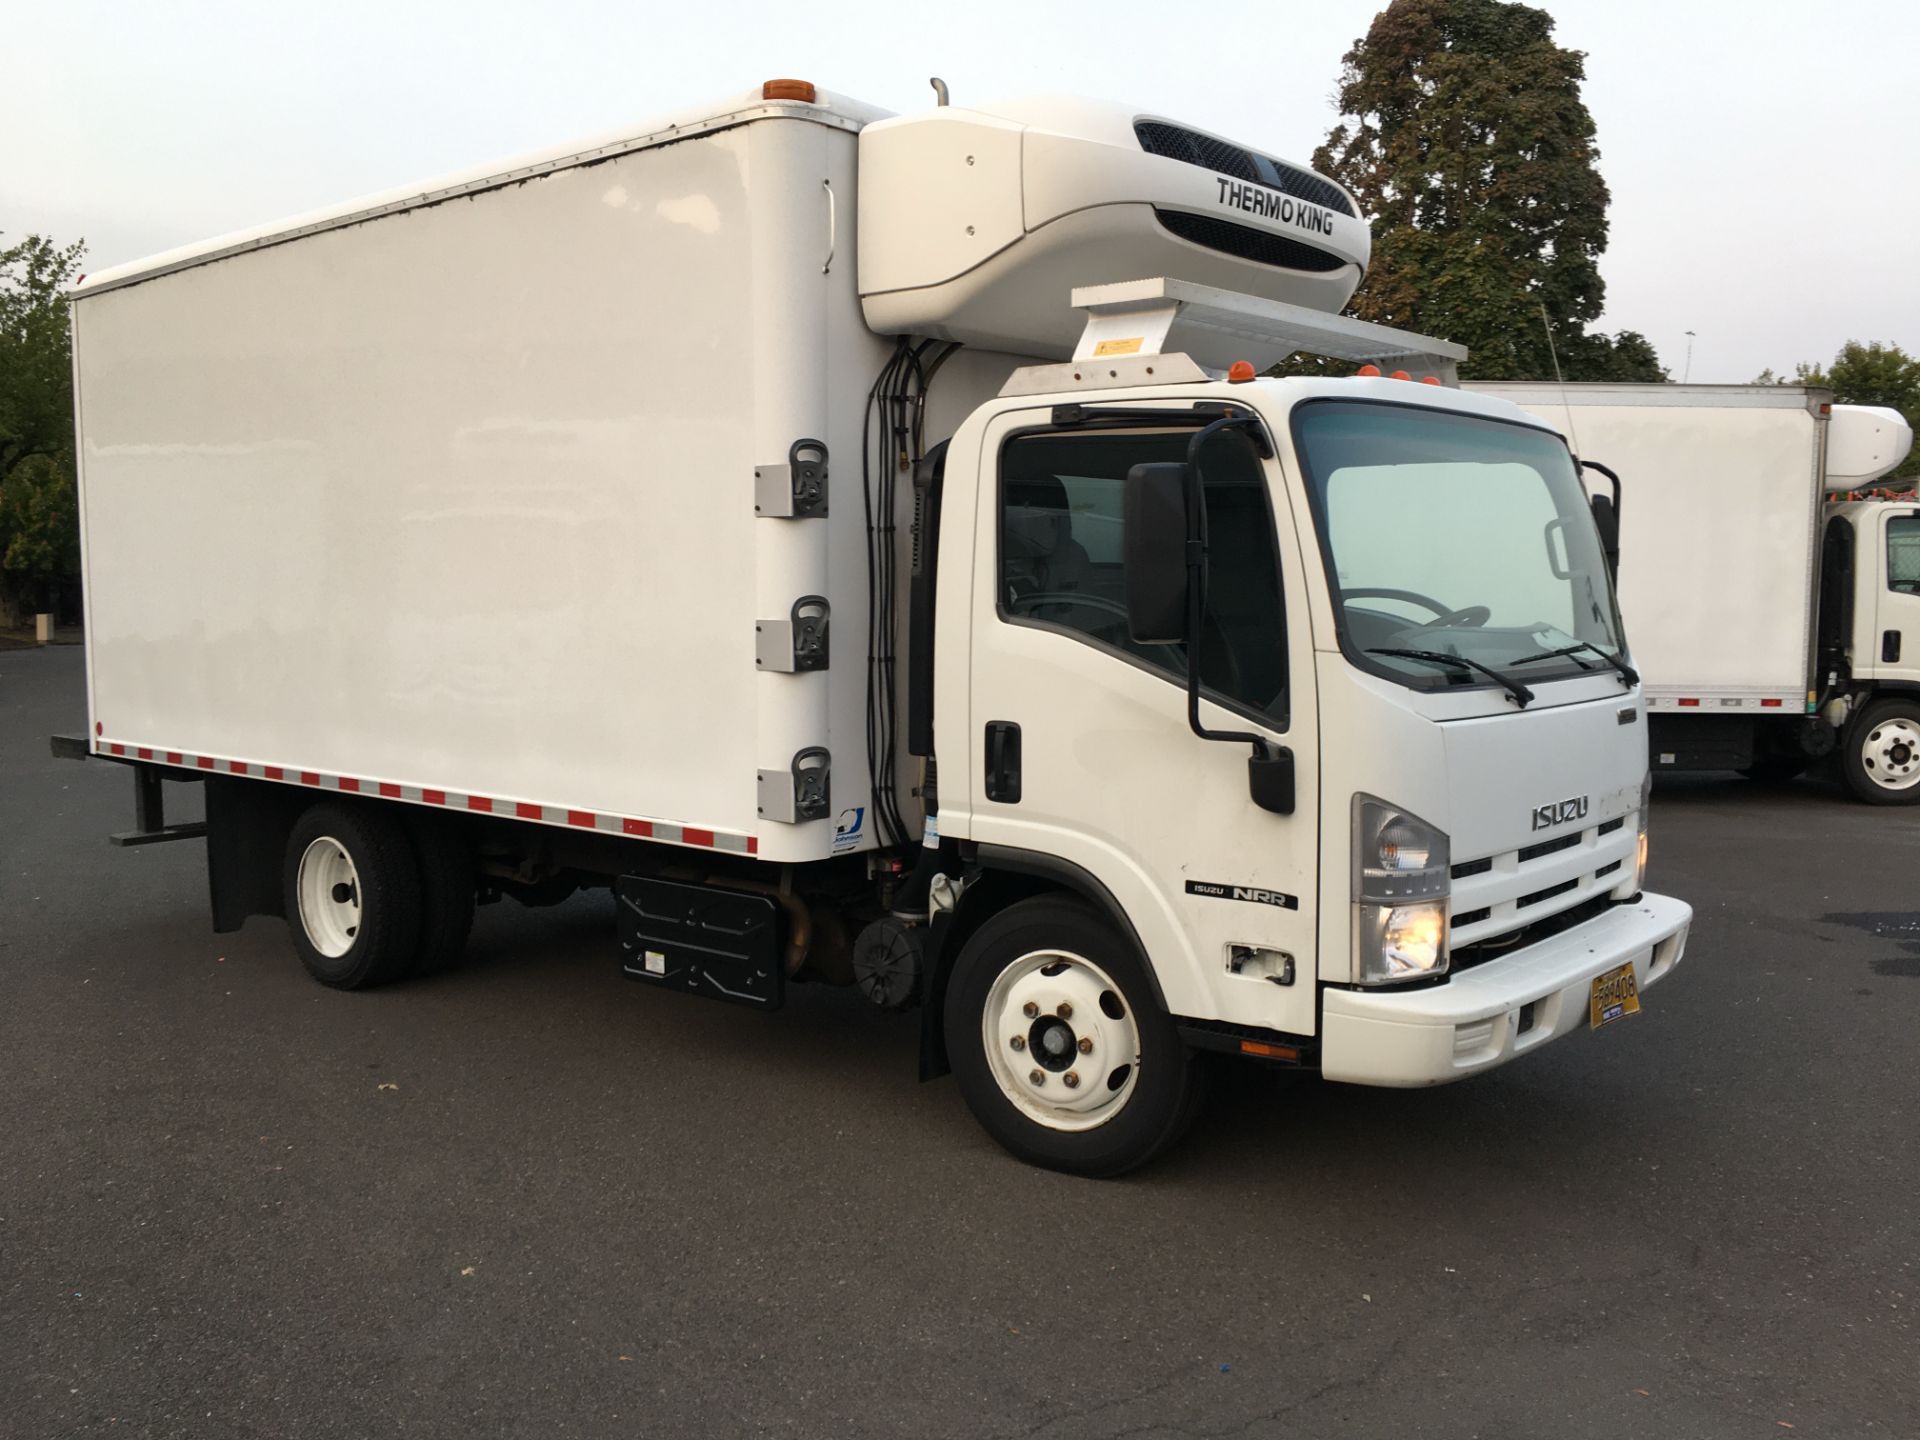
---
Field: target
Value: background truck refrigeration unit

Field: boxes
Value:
[1468,383,1917,800]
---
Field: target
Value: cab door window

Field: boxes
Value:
[1887,514,1920,593]
[997,428,1288,723]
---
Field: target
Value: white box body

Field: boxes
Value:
[71,90,1027,862]
[1466,383,1830,709]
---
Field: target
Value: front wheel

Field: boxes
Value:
[1843,698,1920,804]
[944,896,1201,1177]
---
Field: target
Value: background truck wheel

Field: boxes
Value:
[943,896,1202,1177]
[406,819,476,975]
[283,802,423,989]
[1843,698,1920,804]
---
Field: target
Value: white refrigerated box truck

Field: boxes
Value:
[59,80,1690,1173]
[1468,383,1917,802]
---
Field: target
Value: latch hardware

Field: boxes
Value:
[757,747,831,823]
[755,595,830,672]
[754,439,829,518]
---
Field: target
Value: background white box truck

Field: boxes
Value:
[58,81,1690,1173]
[1469,383,1916,802]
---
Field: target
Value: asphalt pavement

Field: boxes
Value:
[2,645,1913,1438]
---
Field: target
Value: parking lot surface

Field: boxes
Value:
[3,645,1913,1437]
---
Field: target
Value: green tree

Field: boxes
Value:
[1313,0,1661,382]
[0,232,85,619]
[0,450,80,612]
[1754,342,1920,483]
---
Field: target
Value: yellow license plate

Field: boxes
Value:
[1589,961,1642,1030]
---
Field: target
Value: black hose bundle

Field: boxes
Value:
[862,337,960,849]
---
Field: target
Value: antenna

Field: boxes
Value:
[1539,302,1581,461]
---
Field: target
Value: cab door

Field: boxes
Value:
[1868,505,1920,680]
[955,407,1320,1036]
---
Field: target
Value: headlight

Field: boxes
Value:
[1352,796,1450,985]
[1615,772,1651,898]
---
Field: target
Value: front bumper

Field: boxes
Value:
[1319,892,1692,1087]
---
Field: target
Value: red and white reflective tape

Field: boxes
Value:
[1647,695,1795,712]
[90,737,756,856]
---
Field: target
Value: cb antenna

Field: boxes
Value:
[1540,302,1581,462]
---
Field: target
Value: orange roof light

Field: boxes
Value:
[1420,375,1442,385]
[1390,370,1412,381]
[1227,360,1257,383]
[1356,364,1381,377]
[762,79,818,103]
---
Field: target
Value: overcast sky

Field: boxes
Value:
[5,0,1913,382]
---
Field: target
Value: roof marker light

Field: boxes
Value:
[1421,376,1442,386]
[762,79,818,102]
[1356,364,1381,377]
[1391,370,1412,381]
[1227,360,1256,383]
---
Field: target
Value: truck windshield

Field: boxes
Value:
[1291,399,1624,692]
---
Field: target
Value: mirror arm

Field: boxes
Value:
[1179,416,1278,759]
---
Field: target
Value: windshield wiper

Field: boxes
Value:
[1511,641,1639,688]
[1366,648,1535,709]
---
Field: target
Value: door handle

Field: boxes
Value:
[1885,630,1902,664]
[984,721,1022,803]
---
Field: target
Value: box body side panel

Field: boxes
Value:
[1475,397,1820,697]
[77,130,774,833]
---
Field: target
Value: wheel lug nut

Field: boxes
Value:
[1029,1069,1045,1085]
[1010,1035,1026,1052]
[1022,1002,1039,1018]
[1077,1036,1093,1054]
[1063,1071,1080,1088]
[1055,1002,1073,1019]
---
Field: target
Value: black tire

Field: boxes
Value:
[406,817,476,975]
[1843,698,1920,805]
[943,895,1202,1177]
[282,801,423,989]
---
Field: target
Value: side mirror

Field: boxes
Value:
[1124,462,1192,643]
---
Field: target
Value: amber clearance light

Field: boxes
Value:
[762,79,818,103]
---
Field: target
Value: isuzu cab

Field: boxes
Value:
[58,82,1691,1173]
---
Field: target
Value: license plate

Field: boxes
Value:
[1589,961,1642,1030]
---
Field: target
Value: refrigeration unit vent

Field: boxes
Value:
[1152,208,1351,274]
[1134,121,1357,218]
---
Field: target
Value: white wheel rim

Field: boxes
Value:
[1862,717,1920,791]
[981,948,1142,1132]
[296,836,362,958]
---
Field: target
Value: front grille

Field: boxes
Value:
[1152,209,1349,274]
[1452,893,1617,972]
[1517,831,1583,864]
[1447,811,1638,953]
[1135,121,1357,217]
[1518,877,1580,909]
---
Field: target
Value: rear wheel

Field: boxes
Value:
[283,802,423,989]
[944,896,1201,1177]
[1844,698,1920,804]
